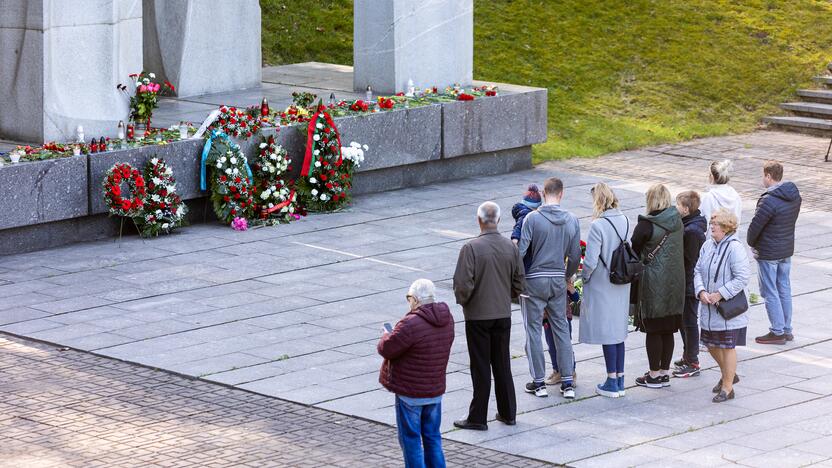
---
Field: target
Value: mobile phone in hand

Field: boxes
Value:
[383,322,393,333]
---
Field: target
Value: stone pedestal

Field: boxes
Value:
[0,0,142,143]
[353,0,473,95]
[143,0,262,97]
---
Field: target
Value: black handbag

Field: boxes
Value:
[712,240,748,320]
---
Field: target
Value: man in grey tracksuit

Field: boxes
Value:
[518,177,582,399]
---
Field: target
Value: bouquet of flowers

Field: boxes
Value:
[209,106,261,139]
[118,71,174,127]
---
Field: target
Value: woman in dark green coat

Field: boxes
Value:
[630,184,685,389]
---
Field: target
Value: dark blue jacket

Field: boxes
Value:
[511,202,534,271]
[681,210,707,297]
[747,182,801,260]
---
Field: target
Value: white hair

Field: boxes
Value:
[477,201,500,225]
[408,279,436,304]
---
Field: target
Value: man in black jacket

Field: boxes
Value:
[747,161,801,345]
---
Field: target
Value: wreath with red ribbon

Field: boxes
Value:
[103,163,146,217]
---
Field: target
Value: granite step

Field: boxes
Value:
[796,89,832,104]
[812,76,832,86]
[763,115,832,135]
[780,101,832,118]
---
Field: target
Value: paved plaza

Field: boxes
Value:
[2,130,832,466]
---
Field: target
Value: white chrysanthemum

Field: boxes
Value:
[313,134,320,141]
[216,163,222,169]
[311,189,318,196]
[230,157,238,164]
[151,194,161,202]
[269,166,275,173]
[309,177,317,184]
[313,149,320,156]
[270,154,277,160]
[169,184,176,192]
[152,177,162,185]
[314,161,321,167]
[220,156,227,163]
[259,143,267,149]
[149,73,156,79]
[316,122,323,129]
[150,158,159,165]
[268,203,274,208]
[162,223,169,229]
[320,194,328,201]
[232,168,239,175]
[156,209,163,216]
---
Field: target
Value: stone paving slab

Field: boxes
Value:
[1,131,832,466]
[0,335,551,468]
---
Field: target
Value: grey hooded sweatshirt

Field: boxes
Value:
[518,204,582,280]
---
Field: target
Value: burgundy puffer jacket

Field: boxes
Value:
[377,302,455,398]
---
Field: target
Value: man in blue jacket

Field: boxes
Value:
[747,161,801,345]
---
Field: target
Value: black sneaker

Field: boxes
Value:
[673,358,688,369]
[524,381,548,398]
[635,373,664,389]
[672,362,700,378]
[661,374,671,387]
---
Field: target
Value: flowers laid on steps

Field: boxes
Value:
[103,163,146,217]
[135,158,187,237]
[252,135,298,224]
[209,106,262,139]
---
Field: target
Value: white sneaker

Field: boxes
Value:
[535,385,548,398]
[561,385,575,399]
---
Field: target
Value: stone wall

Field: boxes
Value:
[353,0,473,94]
[143,0,262,97]
[0,87,546,253]
[0,0,142,142]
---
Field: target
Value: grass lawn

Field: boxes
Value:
[261,0,832,163]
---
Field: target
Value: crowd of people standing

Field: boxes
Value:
[375,160,801,467]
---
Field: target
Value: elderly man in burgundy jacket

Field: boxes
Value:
[378,278,454,468]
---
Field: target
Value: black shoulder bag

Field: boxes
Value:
[712,241,748,320]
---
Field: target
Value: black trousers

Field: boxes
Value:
[646,332,675,371]
[465,318,516,424]
[679,296,700,364]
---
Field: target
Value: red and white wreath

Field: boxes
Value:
[103,163,146,217]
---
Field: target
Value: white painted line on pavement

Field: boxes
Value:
[292,242,426,272]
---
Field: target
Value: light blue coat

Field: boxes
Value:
[693,233,751,331]
[579,209,631,345]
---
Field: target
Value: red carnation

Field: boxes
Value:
[121,200,131,211]
[457,93,475,101]
[229,186,237,192]
[234,177,241,183]
[223,196,230,202]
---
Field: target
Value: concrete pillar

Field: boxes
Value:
[0,0,142,143]
[353,0,473,95]
[143,0,262,97]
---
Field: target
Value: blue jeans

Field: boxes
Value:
[395,396,445,468]
[757,258,793,335]
[544,317,575,373]
[602,342,625,374]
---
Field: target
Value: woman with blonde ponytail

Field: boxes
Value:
[700,160,743,235]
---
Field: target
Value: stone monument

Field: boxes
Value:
[0,0,142,142]
[353,0,473,95]
[143,0,262,97]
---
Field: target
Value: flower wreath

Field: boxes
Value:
[103,163,146,217]
[200,131,255,224]
[252,135,298,223]
[209,105,262,139]
[135,157,187,237]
